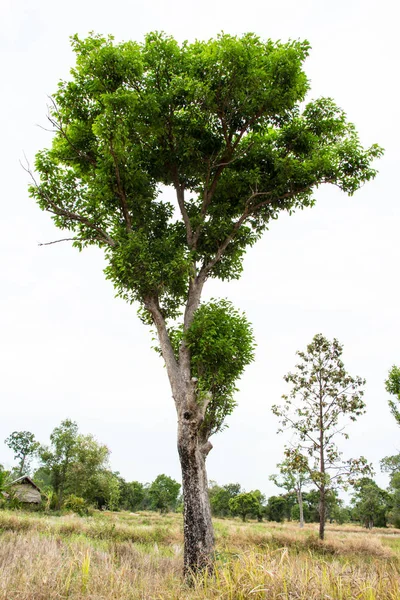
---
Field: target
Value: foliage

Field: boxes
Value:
[86,470,122,510]
[272,334,372,539]
[229,491,263,522]
[0,468,11,508]
[301,489,343,523]
[380,452,400,528]
[29,33,382,306]
[385,365,400,426]
[37,419,113,509]
[209,481,241,517]
[119,479,145,511]
[38,419,79,508]
[181,299,255,437]
[385,471,400,528]
[381,454,400,477]
[291,503,310,522]
[63,494,91,516]
[28,31,382,438]
[330,505,351,525]
[351,478,390,529]
[270,457,309,494]
[4,431,40,476]
[265,495,287,522]
[148,474,181,513]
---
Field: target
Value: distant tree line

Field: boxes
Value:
[0,420,181,514]
[208,477,400,530]
[1,339,399,532]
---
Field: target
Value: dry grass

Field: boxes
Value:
[1,510,400,599]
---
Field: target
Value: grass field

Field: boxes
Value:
[1,510,400,599]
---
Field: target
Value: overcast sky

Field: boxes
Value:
[0,0,399,498]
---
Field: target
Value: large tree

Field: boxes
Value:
[28,32,381,572]
[272,334,372,540]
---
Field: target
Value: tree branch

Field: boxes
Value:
[23,162,117,248]
[144,295,181,402]
[38,237,80,246]
[203,185,313,275]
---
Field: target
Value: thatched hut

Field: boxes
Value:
[10,476,42,504]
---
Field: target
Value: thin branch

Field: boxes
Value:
[203,185,314,275]
[22,161,117,248]
[38,238,79,246]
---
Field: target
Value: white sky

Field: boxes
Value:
[0,0,399,499]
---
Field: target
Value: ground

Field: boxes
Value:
[1,510,400,599]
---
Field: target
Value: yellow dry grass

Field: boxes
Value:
[1,510,400,599]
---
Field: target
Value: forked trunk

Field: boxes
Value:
[178,416,214,576]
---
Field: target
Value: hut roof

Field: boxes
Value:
[10,476,41,492]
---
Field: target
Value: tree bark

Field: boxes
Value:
[318,375,325,540]
[178,411,214,576]
[297,488,305,528]
[319,487,326,540]
[146,289,215,575]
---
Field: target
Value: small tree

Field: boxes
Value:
[385,365,400,426]
[265,495,287,522]
[229,491,262,522]
[351,478,390,529]
[270,453,310,527]
[28,32,382,572]
[272,334,372,540]
[119,480,145,511]
[148,474,181,513]
[5,431,40,477]
[208,481,241,517]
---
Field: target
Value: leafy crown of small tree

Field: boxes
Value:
[385,365,400,426]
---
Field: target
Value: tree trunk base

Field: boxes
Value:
[178,426,214,576]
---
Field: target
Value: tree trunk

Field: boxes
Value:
[145,289,214,576]
[297,488,304,528]
[318,381,325,541]
[319,487,326,540]
[178,415,214,576]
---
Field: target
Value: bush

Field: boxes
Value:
[63,494,91,516]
